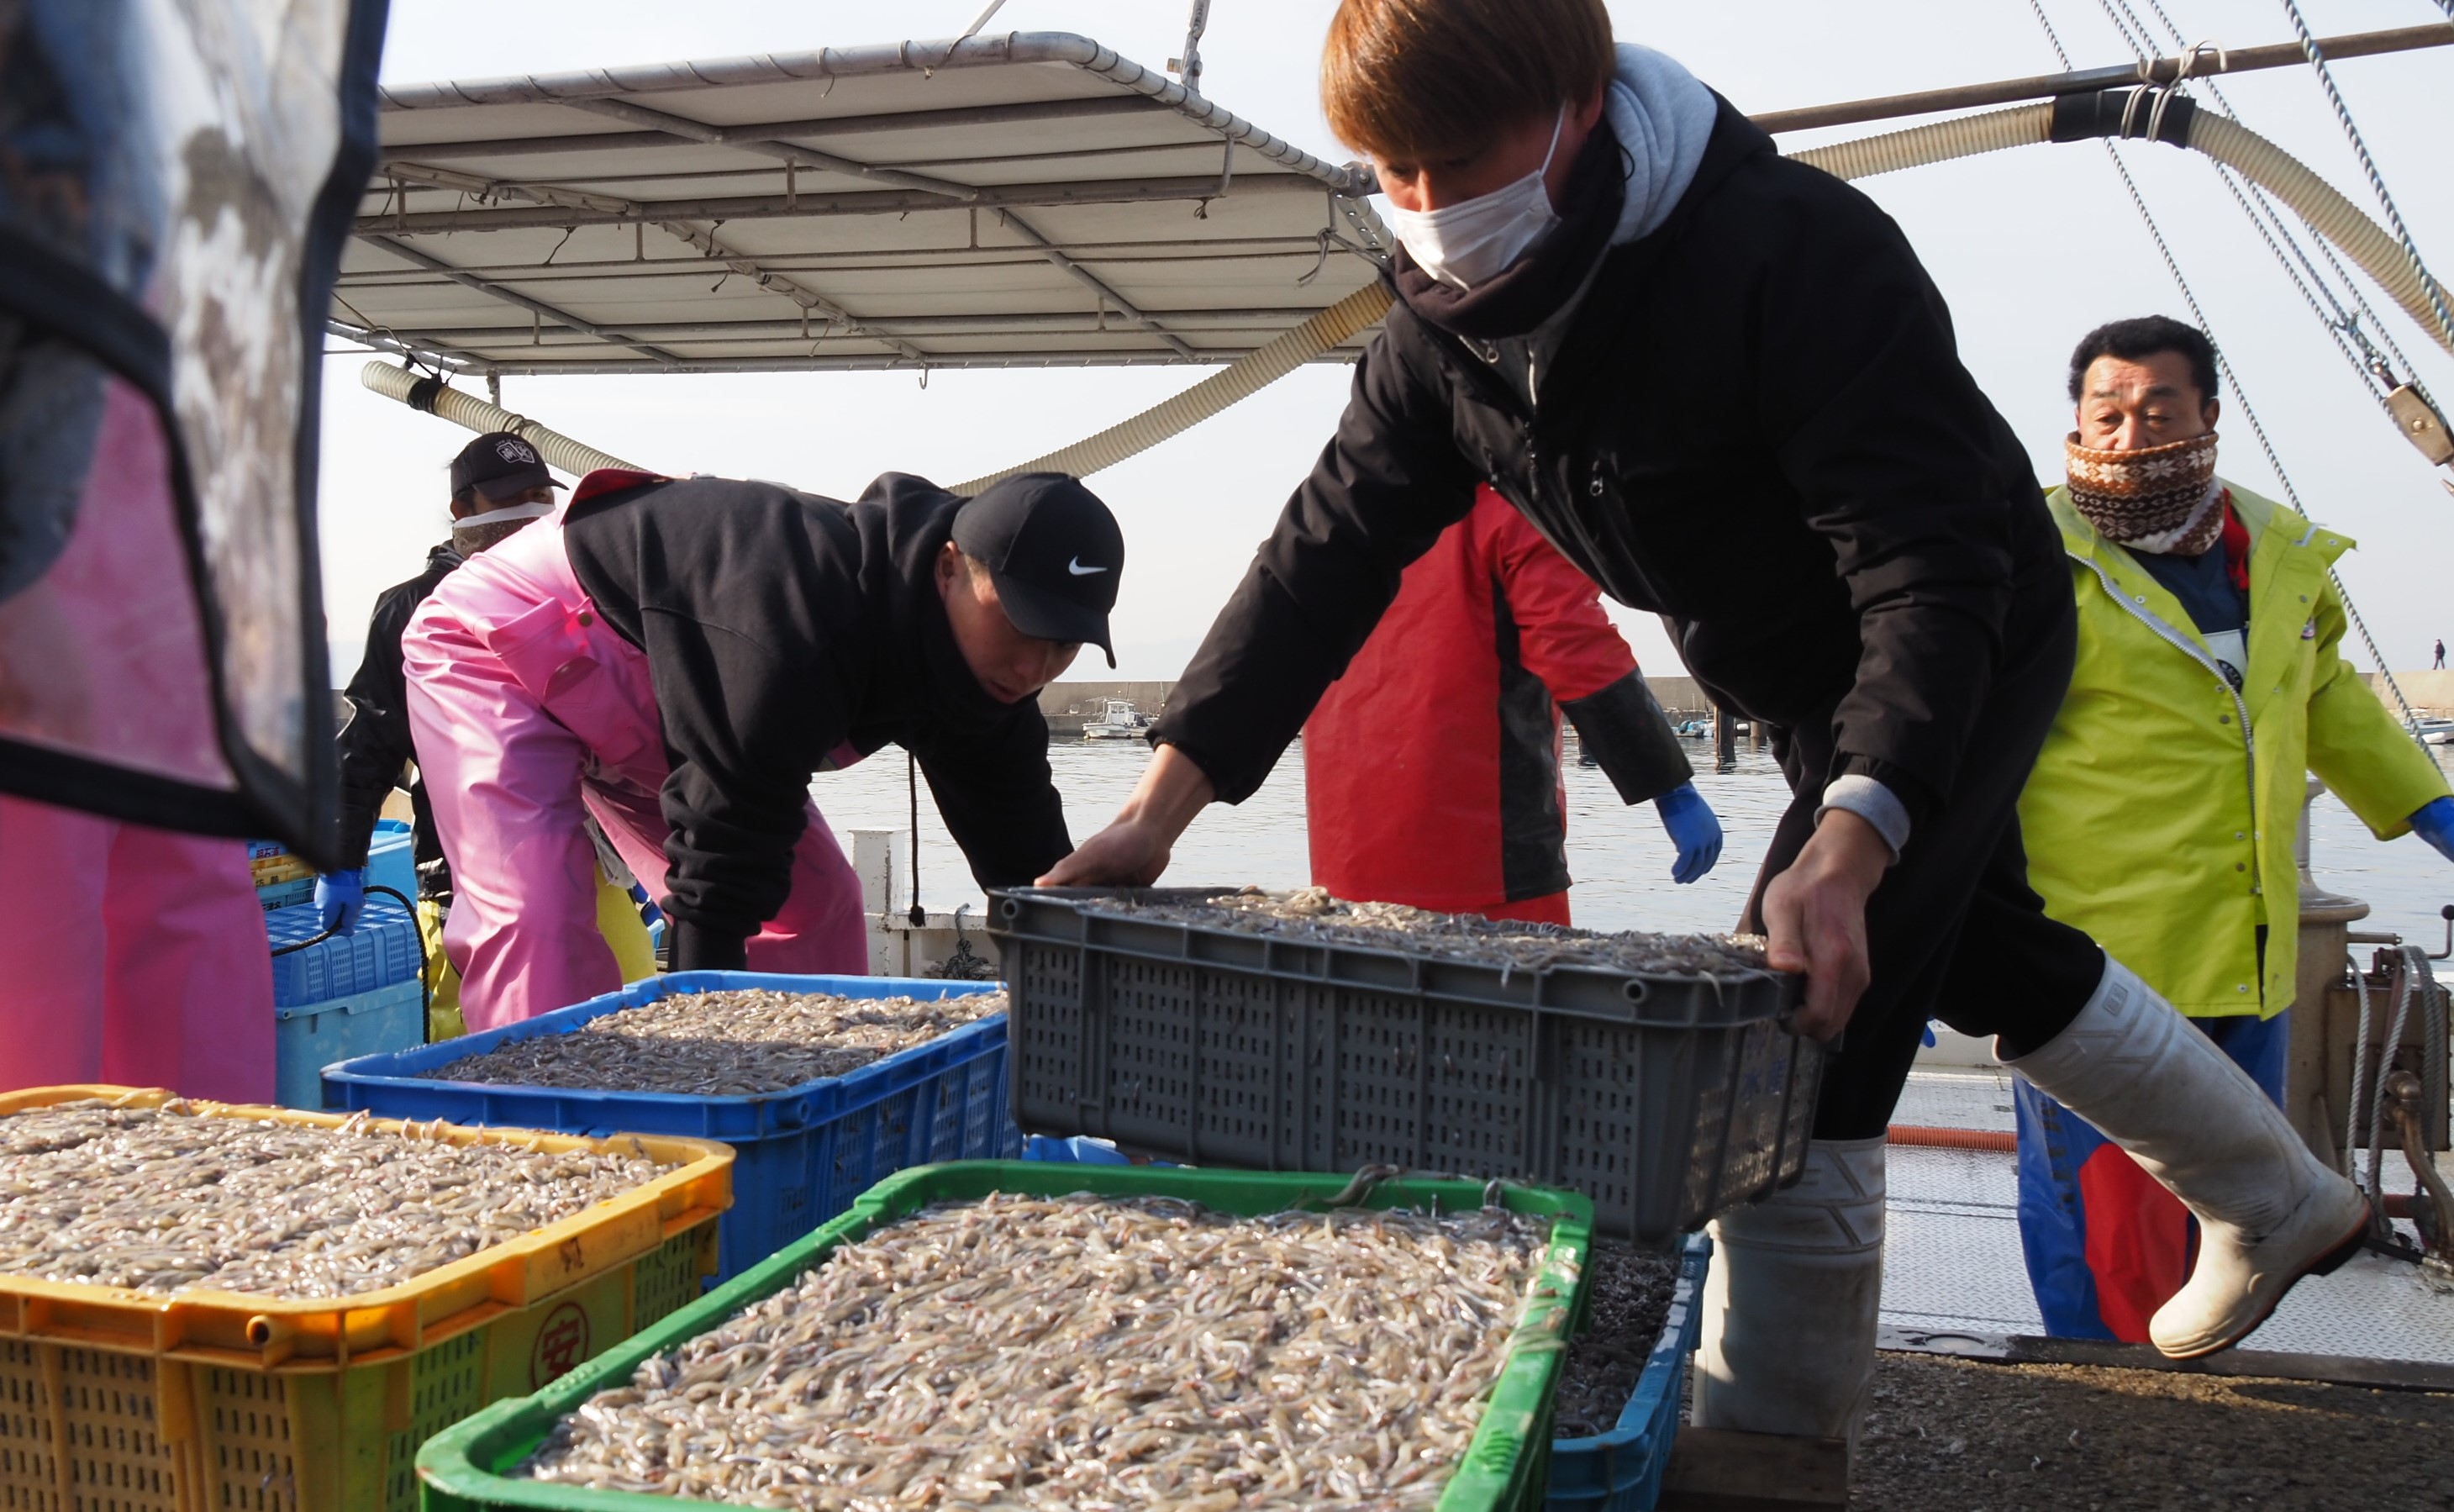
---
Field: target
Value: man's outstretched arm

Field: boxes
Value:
[1039,743,1215,887]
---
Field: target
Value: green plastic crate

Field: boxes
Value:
[418,1160,1595,1512]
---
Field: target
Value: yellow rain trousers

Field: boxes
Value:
[419,876,656,1041]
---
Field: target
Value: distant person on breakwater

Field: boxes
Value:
[1305,485,1720,924]
[2013,317,2454,1343]
[2436,637,2445,669]
[1044,0,2382,1441]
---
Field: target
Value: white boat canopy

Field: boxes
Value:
[335,31,1392,377]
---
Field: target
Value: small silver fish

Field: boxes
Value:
[425,990,1007,1097]
[0,1103,668,1299]
[522,1192,1552,1510]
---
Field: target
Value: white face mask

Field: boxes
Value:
[1384,108,1567,292]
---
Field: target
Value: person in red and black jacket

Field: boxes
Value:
[1305,485,1718,923]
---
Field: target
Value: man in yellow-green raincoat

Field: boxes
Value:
[2015,315,2454,1341]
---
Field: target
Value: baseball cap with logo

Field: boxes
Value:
[449,431,563,505]
[950,472,1125,667]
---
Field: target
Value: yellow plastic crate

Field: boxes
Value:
[250,854,314,886]
[0,1087,731,1512]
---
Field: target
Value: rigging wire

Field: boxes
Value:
[2028,0,2428,733]
[2129,0,2415,403]
[2275,0,2454,353]
[2125,1,2449,730]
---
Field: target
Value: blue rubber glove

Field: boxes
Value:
[314,867,366,935]
[1654,782,1724,885]
[2412,795,2454,865]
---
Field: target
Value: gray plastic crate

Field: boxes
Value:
[988,887,1820,1245]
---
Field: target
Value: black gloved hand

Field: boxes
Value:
[666,919,750,974]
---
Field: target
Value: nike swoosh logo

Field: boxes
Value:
[1067,557,1109,576]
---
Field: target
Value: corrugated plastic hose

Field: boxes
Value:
[358,361,648,477]
[1789,103,2054,183]
[949,279,1393,493]
[2185,110,2454,359]
[1790,97,2454,361]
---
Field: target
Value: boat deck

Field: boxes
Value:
[1886,1067,2454,1364]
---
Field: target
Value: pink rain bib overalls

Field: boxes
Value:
[0,378,274,1104]
[401,485,865,1032]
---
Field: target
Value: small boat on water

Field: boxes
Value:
[2408,717,2454,745]
[1082,699,1156,741]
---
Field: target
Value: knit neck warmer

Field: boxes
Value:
[2063,431,2225,556]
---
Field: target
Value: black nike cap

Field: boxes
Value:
[951,472,1124,668]
[449,431,563,503]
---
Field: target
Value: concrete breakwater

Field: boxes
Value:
[2367,669,2454,714]
[1038,676,1718,736]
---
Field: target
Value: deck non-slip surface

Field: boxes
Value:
[1882,1072,2454,1365]
[1855,1353,2454,1511]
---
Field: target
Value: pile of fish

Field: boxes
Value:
[1549,1241,1683,1439]
[1092,888,1772,978]
[426,988,1008,1096]
[0,1100,668,1298]
[522,1190,1558,1509]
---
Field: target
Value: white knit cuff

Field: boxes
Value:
[1816,775,1910,862]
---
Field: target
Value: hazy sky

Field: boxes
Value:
[319,0,2454,685]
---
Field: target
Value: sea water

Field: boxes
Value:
[818,737,2454,953]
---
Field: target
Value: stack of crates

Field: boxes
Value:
[249,819,418,911]
[249,838,315,911]
[261,819,428,1108]
[0,1087,732,1512]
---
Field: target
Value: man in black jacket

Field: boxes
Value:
[402,467,1117,1032]
[321,431,565,929]
[1046,0,2365,1436]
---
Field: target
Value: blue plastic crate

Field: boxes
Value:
[255,876,314,913]
[366,817,416,904]
[1021,1141,1712,1512]
[320,972,1019,1281]
[1546,1234,1713,1512]
[272,977,425,1111]
[265,894,422,1006]
[1022,1134,1175,1167]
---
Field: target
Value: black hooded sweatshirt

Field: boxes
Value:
[561,472,1070,964]
[1152,100,2070,830]
[334,541,463,891]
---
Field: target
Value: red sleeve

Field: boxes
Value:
[1472,488,1637,703]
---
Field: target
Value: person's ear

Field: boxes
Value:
[2204,397,2221,431]
[1572,88,1606,134]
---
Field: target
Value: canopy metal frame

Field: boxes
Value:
[335,31,1390,377]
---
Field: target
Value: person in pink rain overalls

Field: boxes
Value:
[0,378,275,1104]
[402,468,1122,1031]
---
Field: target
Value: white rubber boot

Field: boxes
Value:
[1692,1135,1884,1446]
[2004,956,2369,1359]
